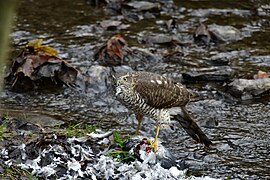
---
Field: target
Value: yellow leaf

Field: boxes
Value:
[26,39,58,56]
[38,46,58,56]
[27,39,43,48]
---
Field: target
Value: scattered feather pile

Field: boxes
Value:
[0,130,218,179]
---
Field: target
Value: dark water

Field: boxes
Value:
[1,0,270,179]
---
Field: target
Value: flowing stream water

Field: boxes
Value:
[1,0,270,179]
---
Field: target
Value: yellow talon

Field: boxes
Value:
[150,140,158,152]
[150,125,160,152]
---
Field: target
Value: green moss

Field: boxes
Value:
[0,123,5,139]
[0,119,7,139]
[0,166,37,180]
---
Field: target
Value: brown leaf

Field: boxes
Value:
[106,34,127,59]
[6,40,80,91]
[95,34,131,66]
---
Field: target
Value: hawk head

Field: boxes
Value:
[115,73,134,96]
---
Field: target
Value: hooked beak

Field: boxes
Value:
[115,84,122,96]
[115,79,123,96]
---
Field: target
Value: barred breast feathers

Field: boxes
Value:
[117,88,170,125]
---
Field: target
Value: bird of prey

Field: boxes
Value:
[115,71,213,152]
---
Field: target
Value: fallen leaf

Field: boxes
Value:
[94,34,131,66]
[5,39,80,91]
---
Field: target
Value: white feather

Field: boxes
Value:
[156,80,163,84]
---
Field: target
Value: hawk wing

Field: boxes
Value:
[132,72,190,108]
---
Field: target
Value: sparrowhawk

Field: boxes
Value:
[115,71,212,151]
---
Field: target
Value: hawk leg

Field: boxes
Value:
[135,113,143,135]
[150,124,160,152]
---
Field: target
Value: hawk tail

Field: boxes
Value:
[173,107,213,147]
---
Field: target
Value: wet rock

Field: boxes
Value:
[185,160,208,172]
[166,19,177,31]
[209,50,250,64]
[121,9,141,22]
[194,23,212,45]
[0,160,4,174]
[125,1,160,12]
[27,115,64,127]
[208,24,242,42]
[143,34,180,45]
[182,71,231,83]
[194,23,242,44]
[203,154,224,163]
[190,9,251,18]
[85,0,106,6]
[227,78,270,100]
[163,50,184,64]
[216,143,232,151]
[105,0,123,15]
[2,117,42,136]
[99,20,129,31]
[69,24,104,37]
[156,19,178,32]
[113,65,133,74]
[87,0,123,15]
[202,118,219,128]
[100,20,121,29]
[255,5,270,16]
[249,55,270,67]
[5,39,80,92]
[120,1,161,20]
[84,65,113,93]
[100,45,161,71]
[163,41,184,63]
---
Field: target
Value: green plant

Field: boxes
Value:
[85,124,96,133]
[1,113,10,121]
[0,121,6,139]
[63,123,96,137]
[107,150,136,162]
[0,165,36,180]
[112,131,128,147]
[106,132,135,162]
